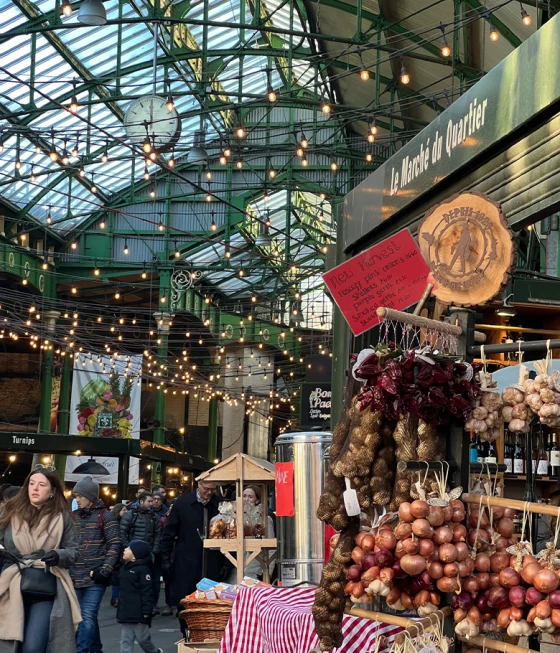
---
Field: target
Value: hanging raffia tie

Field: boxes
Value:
[546,339,552,375]
[470,494,486,559]
[480,345,488,390]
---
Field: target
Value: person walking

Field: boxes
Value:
[120,492,160,553]
[117,540,162,653]
[109,504,127,608]
[71,476,121,653]
[160,480,230,633]
[0,467,82,653]
[152,486,167,505]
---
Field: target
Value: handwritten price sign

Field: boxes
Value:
[323,229,431,336]
[275,462,295,517]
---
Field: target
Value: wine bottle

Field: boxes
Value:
[469,432,478,464]
[547,431,554,476]
[486,441,497,465]
[477,437,486,464]
[531,436,539,475]
[513,435,524,474]
[538,431,549,476]
[504,429,513,474]
[551,432,560,477]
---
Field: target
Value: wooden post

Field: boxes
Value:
[236,454,244,584]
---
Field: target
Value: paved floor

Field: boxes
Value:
[99,590,183,653]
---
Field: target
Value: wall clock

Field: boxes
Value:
[124,95,181,152]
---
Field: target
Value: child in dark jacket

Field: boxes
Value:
[117,540,163,653]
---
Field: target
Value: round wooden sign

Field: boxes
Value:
[418,192,516,306]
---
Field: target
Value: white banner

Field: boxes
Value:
[65,354,142,486]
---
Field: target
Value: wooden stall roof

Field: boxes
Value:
[196,453,275,483]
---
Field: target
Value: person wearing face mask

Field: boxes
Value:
[0,467,82,653]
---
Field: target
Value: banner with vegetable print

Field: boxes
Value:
[65,354,142,485]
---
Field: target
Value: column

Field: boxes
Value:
[152,311,174,445]
[207,397,218,462]
[39,310,60,434]
[54,352,73,478]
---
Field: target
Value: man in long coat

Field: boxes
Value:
[160,480,230,631]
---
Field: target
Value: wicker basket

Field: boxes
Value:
[180,597,233,643]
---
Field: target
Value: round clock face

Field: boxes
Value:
[124,95,181,152]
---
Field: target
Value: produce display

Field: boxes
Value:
[76,375,134,438]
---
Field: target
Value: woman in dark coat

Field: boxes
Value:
[160,481,229,629]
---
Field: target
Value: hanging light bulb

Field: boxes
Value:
[69,80,79,113]
[296,145,304,157]
[123,240,129,255]
[489,26,499,41]
[158,219,165,232]
[143,165,150,181]
[366,151,373,163]
[174,242,180,258]
[168,152,175,168]
[115,291,120,299]
[367,133,375,143]
[71,134,79,157]
[61,148,70,166]
[149,186,156,199]
[268,166,276,179]
[61,0,72,16]
[441,37,451,58]
[360,66,370,81]
[99,219,106,229]
[206,192,212,202]
[225,244,231,258]
[520,4,531,25]
[0,133,4,152]
[93,267,100,276]
[236,158,243,169]
[79,162,85,177]
[330,160,338,171]
[71,241,77,250]
[236,122,245,138]
[101,142,108,163]
[30,166,36,181]
[267,87,277,103]
[143,135,152,153]
[219,152,227,165]
[49,129,58,162]
[321,100,331,114]
[301,133,309,149]
[301,155,308,167]
[166,90,174,112]
[46,206,52,224]
[141,270,147,279]
[90,173,97,193]
[210,214,217,231]
[400,62,410,85]
[370,118,378,135]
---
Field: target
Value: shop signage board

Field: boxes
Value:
[343,11,560,250]
[323,229,431,336]
[300,383,332,427]
[275,462,295,517]
[418,192,515,306]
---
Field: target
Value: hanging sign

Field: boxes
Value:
[275,462,295,517]
[323,229,431,336]
[418,192,515,306]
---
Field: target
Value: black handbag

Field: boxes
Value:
[0,550,57,599]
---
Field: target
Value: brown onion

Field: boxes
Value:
[430,592,441,606]
[352,547,365,565]
[468,529,488,550]
[386,587,401,606]
[344,581,358,595]
[376,530,396,551]
[497,608,512,628]
[426,506,445,527]
[355,531,369,549]
[477,572,491,590]
[361,534,375,554]
[521,562,542,585]
[443,504,453,522]
[429,548,440,563]
[361,567,379,583]
[454,608,468,623]
[549,590,560,609]
[534,569,560,594]
[491,573,501,587]
[362,554,377,571]
[444,562,459,577]
[537,600,552,619]
[346,565,362,581]
[552,609,560,628]
[414,590,430,607]
[418,539,435,558]
[509,586,526,607]
[469,509,490,528]
[455,542,469,562]
[398,502,414,523]
[527,606,537,623]
[487,586,510,610]
[395,523,413,540]
[452,524,467,543]
[458,561,472,578]
[395,541,406,560]
[490,551,510,573]
[503,507,516,519]
[452,508,466,523]
[400,592,413,609]
[499,567,521,588]
[410,500,430,519]
[352,583,365,599]
[510,606,523,621]
[433,526,453,545]
[495,537,510,551]
[412,519,433,539]
[436,576,459,593]
[523,555,539,567]
[439,543,458,563]
[402,538,420,555]
[400,554,426,576]
[492,506,505,520]
[497,517,514,538]
[468,606,482,625]
[463,576,480,595]
[380,567,394,586]
[428,561,444,580]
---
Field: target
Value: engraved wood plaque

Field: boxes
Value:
[418,192,516,306]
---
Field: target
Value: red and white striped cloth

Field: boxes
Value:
[220,586,403,653]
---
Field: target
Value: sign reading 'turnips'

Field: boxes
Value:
[418,192,516,306]
[323,229,431,336]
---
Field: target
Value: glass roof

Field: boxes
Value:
[0,0,322,234]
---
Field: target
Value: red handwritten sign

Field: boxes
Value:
[323,229,431,336]
[275,462,295,517]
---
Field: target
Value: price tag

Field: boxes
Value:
[344,478,360,516]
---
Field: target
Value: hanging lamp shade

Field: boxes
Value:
[78,0,107,26]
[255,222,272,247]
[72,457,110,475]
[187,130,208,165]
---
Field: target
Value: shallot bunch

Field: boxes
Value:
[502,386,530,433]
[524,374,560,427]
